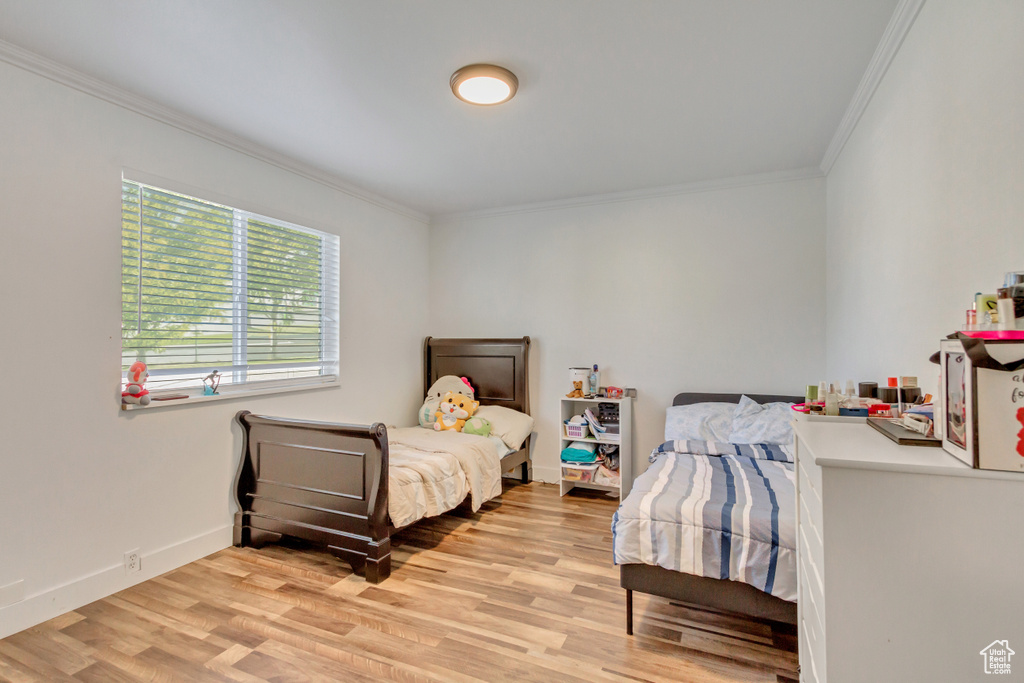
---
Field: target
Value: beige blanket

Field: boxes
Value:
[386,427,502,529]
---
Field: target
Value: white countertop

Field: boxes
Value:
[793,417,1024,482]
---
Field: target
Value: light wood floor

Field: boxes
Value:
[0,482,798,682]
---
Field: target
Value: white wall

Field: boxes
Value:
[430,177,826,482]
[0,62,429,637]
[826,1,1024,393]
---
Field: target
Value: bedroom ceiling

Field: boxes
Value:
[0,0,899,217]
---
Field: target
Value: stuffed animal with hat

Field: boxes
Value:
[419,375,474,427]
[122,361,151,406]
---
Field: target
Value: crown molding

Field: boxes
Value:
[434,167,825,224]
[0,39,429,224]
[819,0,926,174]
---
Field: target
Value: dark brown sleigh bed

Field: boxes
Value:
[621,391,802,633]
[232,337,532,584]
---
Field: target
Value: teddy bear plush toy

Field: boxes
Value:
[434,391,480,432]
[566,380,585,398]
[419,375,475,427]
[122,360,151,406]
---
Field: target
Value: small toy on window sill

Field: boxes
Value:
[122,361,151,406]
[203,370,221,396]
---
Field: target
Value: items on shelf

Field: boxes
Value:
[560,389,634,498]
[569,367,590,395]
[564,415,590,439]
[568,364,615,398]
[583,408,606,434]
[566,381,585,398]
[598,402,620,433]
[562,462,599,482]
[795,375,934,432]
[561,439,597,463]
[961,270,1024,338]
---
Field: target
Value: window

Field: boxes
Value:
[121,179,339,397]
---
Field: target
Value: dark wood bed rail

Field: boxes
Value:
[233,411,392,583]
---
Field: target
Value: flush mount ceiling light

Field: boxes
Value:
[450,64,518,105]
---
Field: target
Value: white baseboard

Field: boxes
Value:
[530,465,561,485]
[0,524,232,640]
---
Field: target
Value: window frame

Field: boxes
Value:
[120,173,340,409]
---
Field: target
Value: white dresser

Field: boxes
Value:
[794,419,1024,683]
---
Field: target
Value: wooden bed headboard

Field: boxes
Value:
[424,337,531,415]
[673,392,805,406]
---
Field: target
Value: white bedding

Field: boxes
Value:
[386,427,502,529]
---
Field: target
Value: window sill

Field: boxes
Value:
[120,378,339,411]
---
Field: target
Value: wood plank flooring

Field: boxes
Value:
[0,482,798,682]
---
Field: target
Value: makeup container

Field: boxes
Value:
[996,292,1015,331]
[877,387,899,404]
[825,383,839,416]
[859,382,877,398]
[999,271,1024,328]
[977,293,998,325]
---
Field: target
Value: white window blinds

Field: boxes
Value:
[121,179,339,394]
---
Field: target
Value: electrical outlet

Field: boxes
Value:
[124,549,141,575]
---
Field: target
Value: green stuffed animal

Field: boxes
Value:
[462,416,492,437]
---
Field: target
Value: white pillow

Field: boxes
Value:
[474,405,534,451]
[664,403,736,442]
[729,395,796,445]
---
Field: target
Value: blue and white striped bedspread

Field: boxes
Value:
[612,441,796,602]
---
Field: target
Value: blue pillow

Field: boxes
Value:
[664,402,736,442]
[729,395,795,446]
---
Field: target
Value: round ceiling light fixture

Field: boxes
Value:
[450,64,518,106]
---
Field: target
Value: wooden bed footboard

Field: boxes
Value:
[233,411,392,583]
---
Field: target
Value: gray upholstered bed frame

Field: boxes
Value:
[232,337,532,584]
[622,391,802,633]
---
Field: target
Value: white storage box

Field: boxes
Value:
[939,337,1024,472]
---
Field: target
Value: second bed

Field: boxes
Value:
[613,392,802,631]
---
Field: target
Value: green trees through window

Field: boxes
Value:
[121,180,339,393]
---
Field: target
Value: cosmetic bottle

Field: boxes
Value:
[589,364,599,396]
[1001,271,1024,328]
[996,291,1015,331]
[977,293,997,326]
[825,383,839,416]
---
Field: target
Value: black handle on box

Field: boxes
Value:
[930,332,1024,372]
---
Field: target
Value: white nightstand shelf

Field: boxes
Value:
[559,391,634,499]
